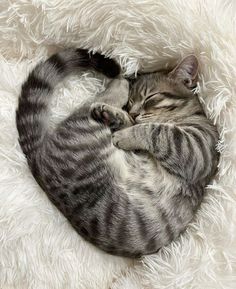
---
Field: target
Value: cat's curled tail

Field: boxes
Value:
[16,48,120,163]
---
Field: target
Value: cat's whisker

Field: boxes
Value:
[138,114,154,121]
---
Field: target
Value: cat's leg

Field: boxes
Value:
[112,122,218,183]
[91,77,133,130]
[112,124,152,150]
[96,77,129,108]
[91,103,134,131]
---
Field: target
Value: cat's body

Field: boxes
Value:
[16,48,219,257]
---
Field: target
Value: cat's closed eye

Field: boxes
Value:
[143,94,162,109]
[144,93,158,103]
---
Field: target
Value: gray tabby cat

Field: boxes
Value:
[16,48,219,258]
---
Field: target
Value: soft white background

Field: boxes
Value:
[0,0,235,288]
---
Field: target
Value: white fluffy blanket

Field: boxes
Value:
[0,0,235,288]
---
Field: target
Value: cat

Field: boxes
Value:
[16,48,219,258]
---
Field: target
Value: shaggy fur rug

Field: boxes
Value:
[0,0,235,288]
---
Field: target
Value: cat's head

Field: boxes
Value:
[127,55,203,123]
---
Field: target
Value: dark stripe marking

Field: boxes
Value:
[151,125,162,151]
[61,167,75,179]
[135,210,149,240]
[159,206,175,241]
[90,217,100,238]
[47,54,65,74]
[145,236,157,252]
[161,92,186,100]
[80,226,89,238]
[21,72,51,94]
[185,128,209,179]
[17,100,47,116]
[117,218,128,246]
[87,184,107,209]
[158,126,172,162]
[105,201,117,236]
[173,127,183,154]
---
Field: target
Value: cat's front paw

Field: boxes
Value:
[112,129,134,150]
[91,103,124,131]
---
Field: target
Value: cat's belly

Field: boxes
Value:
[108,149,180,203]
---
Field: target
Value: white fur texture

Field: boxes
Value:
[0,0,235,288]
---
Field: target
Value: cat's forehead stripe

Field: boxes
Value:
[161,92,186,100]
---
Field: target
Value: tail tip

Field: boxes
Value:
[92,53,121,78]
[101,57,121,78]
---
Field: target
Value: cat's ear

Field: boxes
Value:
[169,55,199,88]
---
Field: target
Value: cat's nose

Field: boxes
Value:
[130,112,139,119]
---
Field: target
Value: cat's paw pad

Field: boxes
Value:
[91,103,124,130]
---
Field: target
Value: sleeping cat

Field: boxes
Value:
[16,48,219,258]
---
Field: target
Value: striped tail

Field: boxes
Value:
[16,48,120,163]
